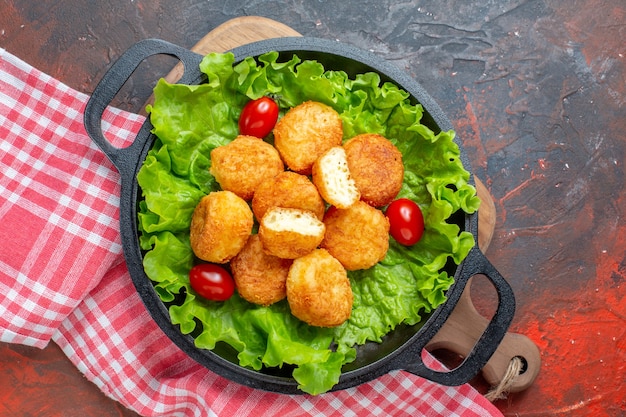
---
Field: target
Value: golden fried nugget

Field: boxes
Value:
[252,171,326,221]
[258,207,325,259]
[312,146,360,209]
[189,191,253,263]
[343,133,404,207]
[209,135,284,201]
[286,248,353,327]
[273,101,343,175]
[230,234,292,306]
[321,200,390,271]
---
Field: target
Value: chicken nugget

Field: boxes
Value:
[312,146,360,209]
[273,101,343,175]
[210,135,284,201]
[343,133,404,207]
[259,207,325,259]
[189,191,253,263]
[252,171,325,221]
[230,234,292,306]
[286,248,353,327]
[321,200,390,271]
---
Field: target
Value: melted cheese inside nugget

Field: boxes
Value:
[286,249,353,327]
[343,133,404,207]
[321,201,390,271]
[231,234,292,306]
[259,207,325,259]
[189,191,253,263]
[209,135,284,201]
[252,171,325,221]
[273,101,343,175]
[312,146,360,209]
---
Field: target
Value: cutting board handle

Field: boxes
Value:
[425,277,541,393]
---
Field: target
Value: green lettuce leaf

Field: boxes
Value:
[137,51,480,395]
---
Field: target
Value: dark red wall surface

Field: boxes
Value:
[1,1,624,415]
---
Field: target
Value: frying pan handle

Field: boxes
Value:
[400,247,516,386]
[84,38,203,171]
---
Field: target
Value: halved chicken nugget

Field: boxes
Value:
[321,200,390,271]
[273,101,343,175]
[312,146,360,209]
[189,191,253,263]
[286,248,353,327]
[258,207,325,259]
[252,171,325,222]
[210,135,284,201]
[230,234,292,306]
[343,133,404,207]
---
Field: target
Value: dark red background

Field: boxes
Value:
[1,1,624,416]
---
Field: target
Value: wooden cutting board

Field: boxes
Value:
[163,16,540,394]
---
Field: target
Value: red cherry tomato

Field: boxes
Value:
[238,96,279,138]
[385,198,425,246]
[189,264,235,301]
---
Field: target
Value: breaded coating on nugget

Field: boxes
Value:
[252,171,325,221]
[286,249,353,327]
[321,201,390,271]
[230,234,292,306]
[210,135,284,201]
[189,191,253,263]
[259,207,325,259]
[273,101,343,175]
[343,133,404,207]
[312,146,360,209]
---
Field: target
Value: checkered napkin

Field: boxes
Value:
[0,48,503,417]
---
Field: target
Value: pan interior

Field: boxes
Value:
[135,42,470,387]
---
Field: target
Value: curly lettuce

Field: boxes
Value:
[137,52,480,395]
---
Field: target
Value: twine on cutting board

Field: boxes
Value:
[485,356,525,401]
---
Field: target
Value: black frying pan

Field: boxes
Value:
[84,37,515,394]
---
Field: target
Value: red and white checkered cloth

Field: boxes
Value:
[0,48,503,417]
